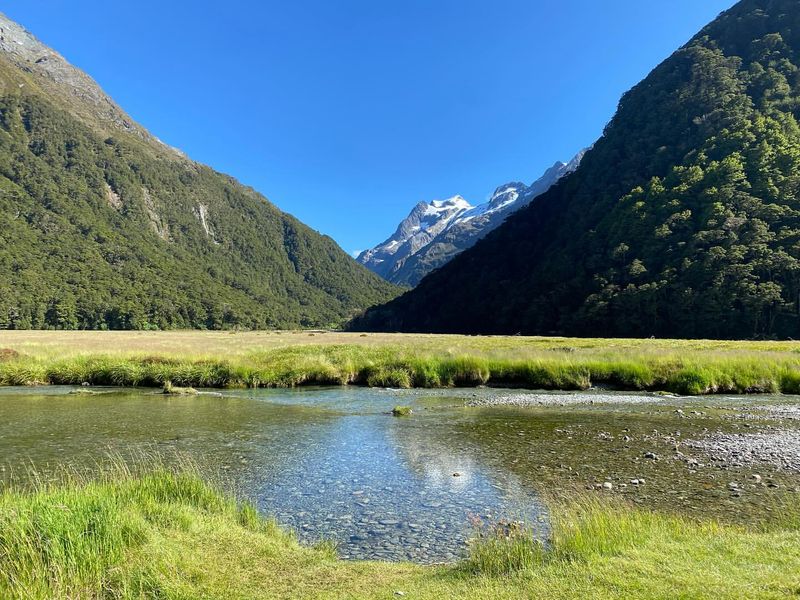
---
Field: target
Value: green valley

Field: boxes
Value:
[4,2,800,599]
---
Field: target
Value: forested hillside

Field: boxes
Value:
[353,0,800,339]
[0,15,397,330]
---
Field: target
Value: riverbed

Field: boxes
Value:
[0,386,798,562]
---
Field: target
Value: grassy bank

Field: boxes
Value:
[1,466,798,599]
[2,331,800,394]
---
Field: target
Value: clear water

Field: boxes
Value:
[3,385,797,562]
[0,386,546,563]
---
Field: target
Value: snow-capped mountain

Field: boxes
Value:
[358,149,586,286]
[357,196,472,282]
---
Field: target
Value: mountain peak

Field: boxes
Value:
[431,195,470,209]
[0,13,53,62]
[358,150,585,286]
[0,12,181,154]
[353,0,800,338]
[492,182,525,194]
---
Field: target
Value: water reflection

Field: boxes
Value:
[0,386,544,563]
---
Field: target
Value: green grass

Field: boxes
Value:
[1,465,799,599]
[3,331,800,394]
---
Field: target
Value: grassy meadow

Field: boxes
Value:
[2,334,800,597]
[0,464,797,599]
[2,330,800,394]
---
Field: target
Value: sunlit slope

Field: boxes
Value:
[354,0,800,339]
[0,16,398,330]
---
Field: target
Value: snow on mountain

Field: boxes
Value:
[357,195,472,280]
[358,149,587,286]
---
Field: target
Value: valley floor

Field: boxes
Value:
[2,330,800,395]
[2,467,799,600]
[2,333,800,597]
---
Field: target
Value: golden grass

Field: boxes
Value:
[2,330,800,360]
[2,330,800,394]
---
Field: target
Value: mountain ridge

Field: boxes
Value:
[0,12,178,154]
[351,0,800,339]
[358,150,585,286]
[0,12,399,330]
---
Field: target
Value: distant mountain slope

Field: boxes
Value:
[0,12,398,330]
[357,195,472,283]
[358,151,584,286]
[352,0,800,339]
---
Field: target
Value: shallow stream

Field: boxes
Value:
[1,386,798,562]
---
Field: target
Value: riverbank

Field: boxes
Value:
[3,331,800,395]
[1,466,798,599]
[463,391,800,483]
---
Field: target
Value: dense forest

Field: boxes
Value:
[0,54,398,330]
[353,0,800,339]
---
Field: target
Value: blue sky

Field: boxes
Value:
[5,1,736,256]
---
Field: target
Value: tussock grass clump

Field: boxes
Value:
[0,361,48,386]
[437,356,491,386]
[0,348,21,362]
[365,366,413,388]
[779,368,800,394]
[0,461,293,599]
[465,516,545,575]
[545,497,703,561]
[587,359,656,389]
[464,495,800,596]
[490,359,592,389]
[162,381,198,395]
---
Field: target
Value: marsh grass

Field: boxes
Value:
[464,493,800,592]
[2,331,800,394]
[2,346,800,396]
[0,456,287,599]
[465,515,546,575]
[2,463,800,599]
